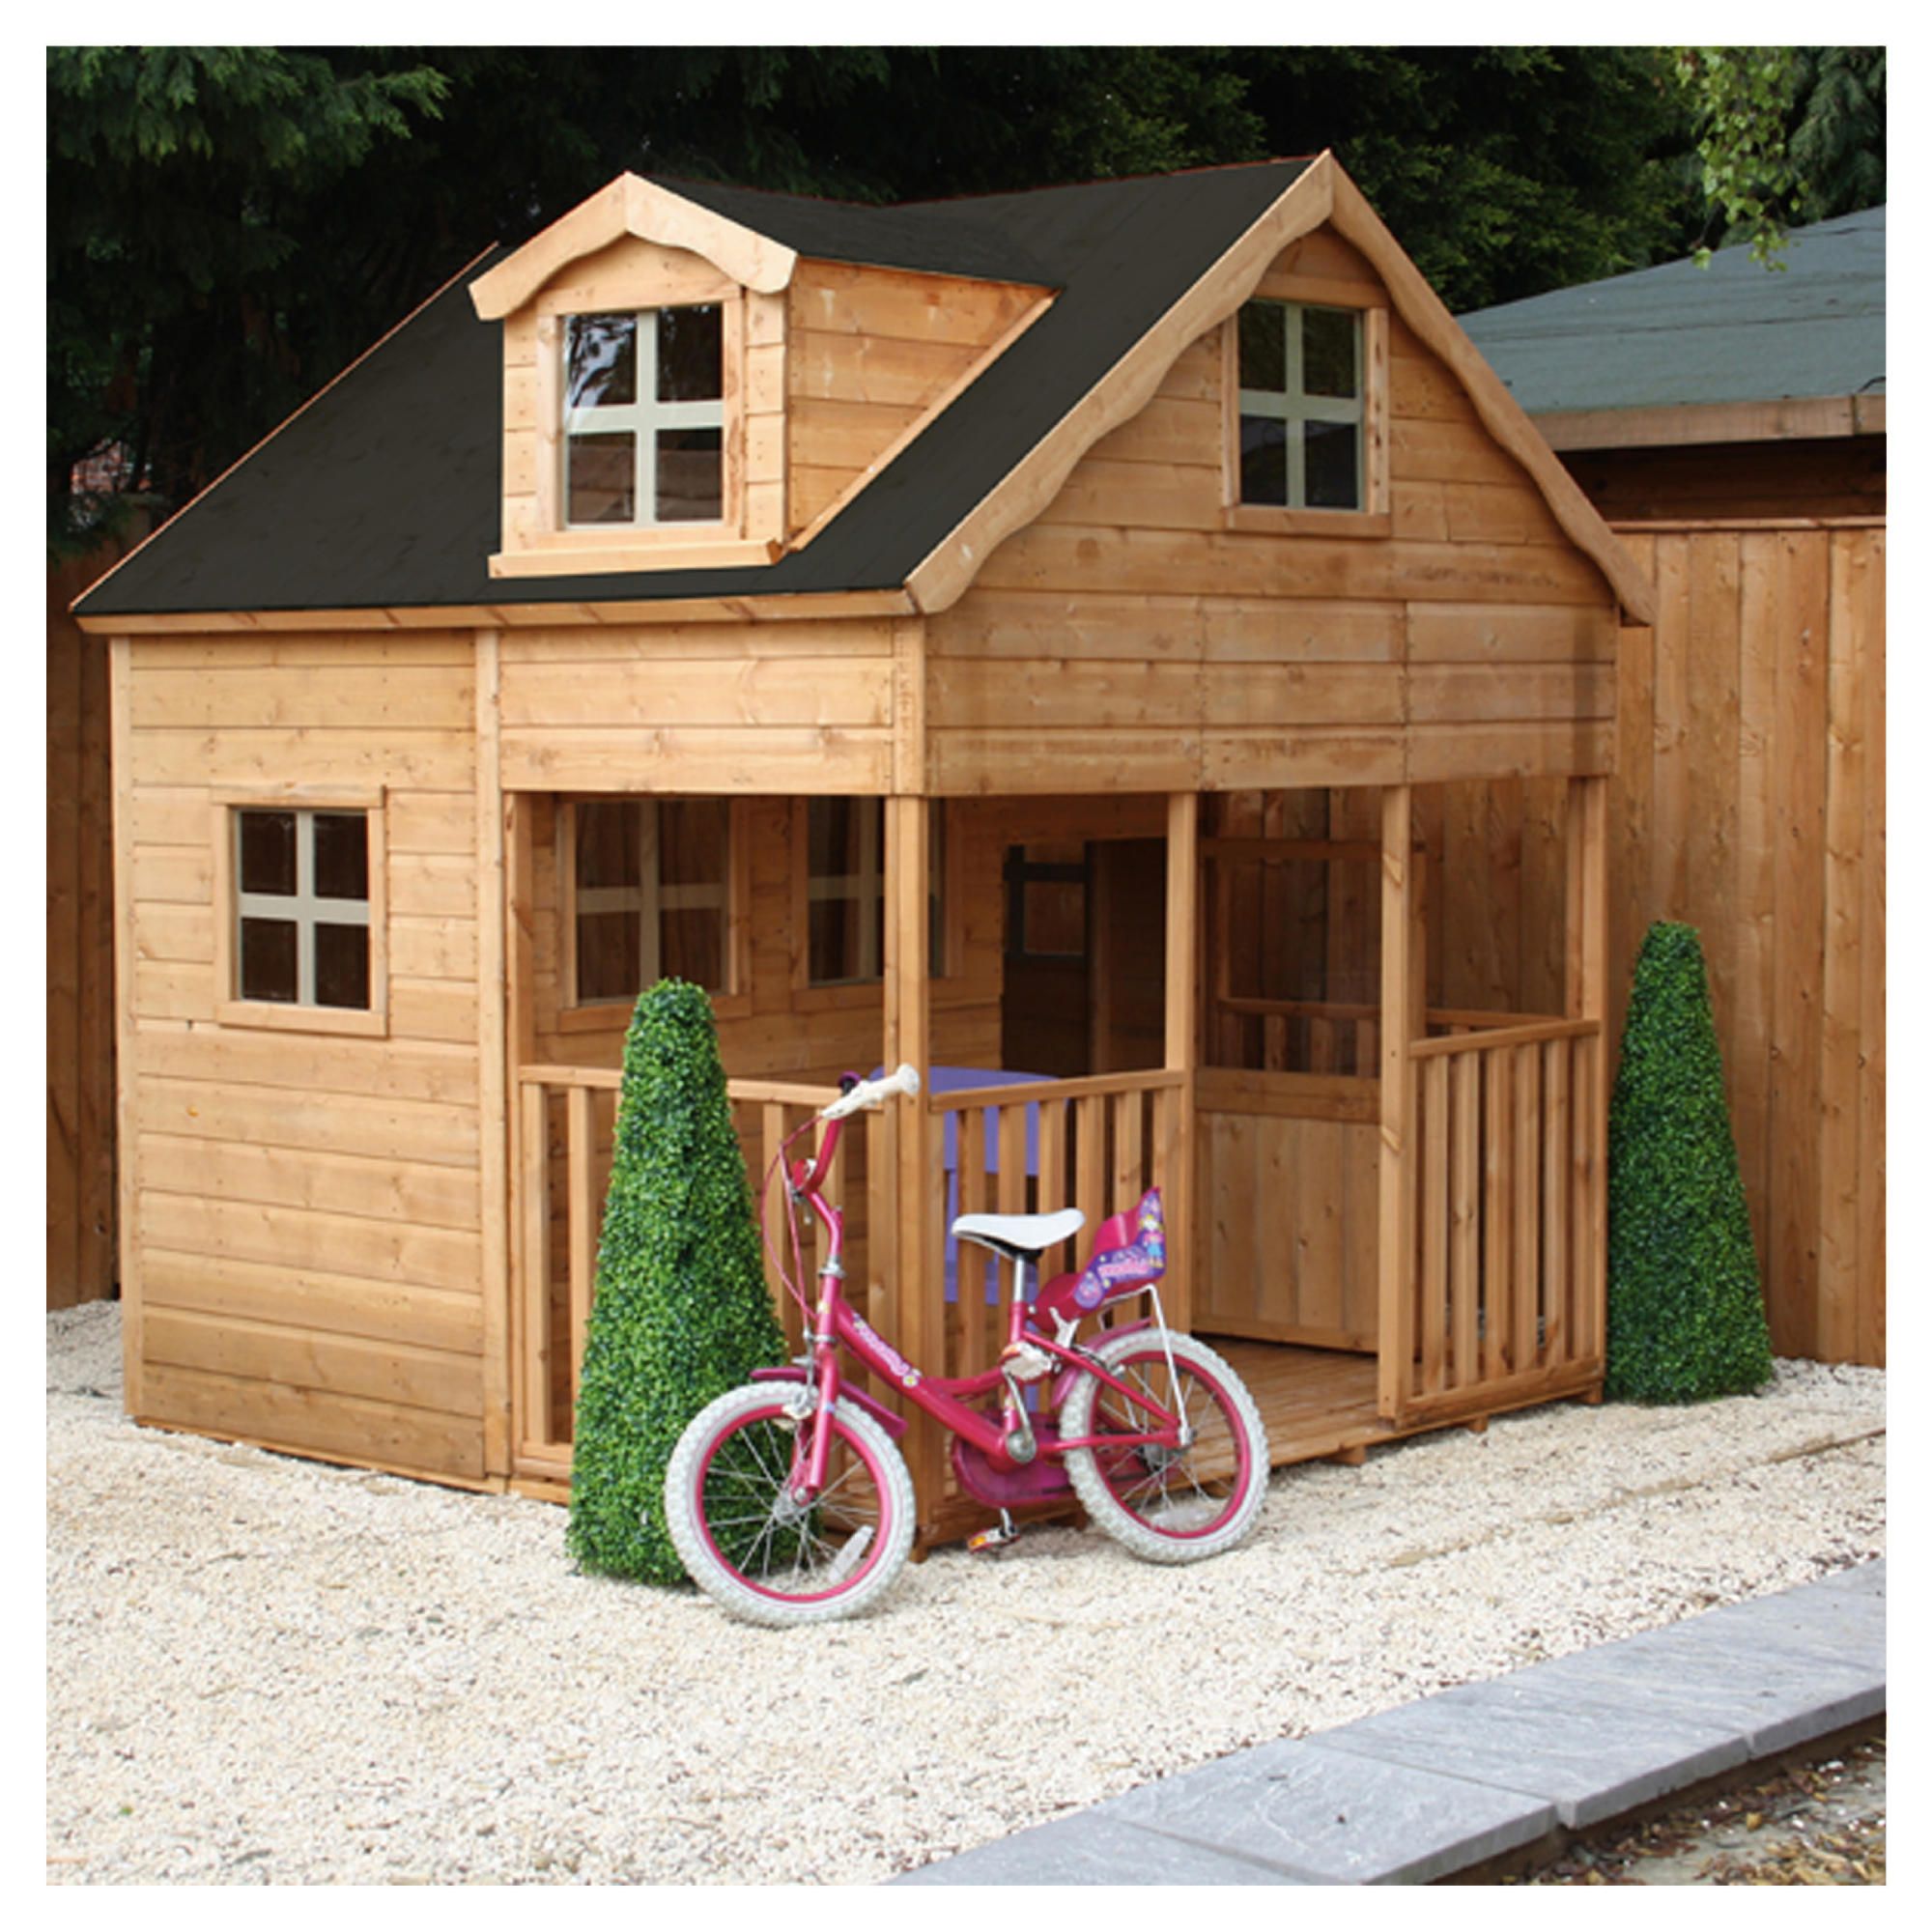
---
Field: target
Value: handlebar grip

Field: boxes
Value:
[820,1064,922,1121]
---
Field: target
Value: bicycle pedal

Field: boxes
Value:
[967,1514,1020,1553]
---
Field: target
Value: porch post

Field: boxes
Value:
[1164,791,1200,1329]
[883,792,937,1537]
[1378,784,1417,1421]
[1566,775,1610,1371]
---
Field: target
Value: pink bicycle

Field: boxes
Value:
[663,1065,1269,1625]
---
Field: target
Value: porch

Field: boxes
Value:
[503,779,1609,1547]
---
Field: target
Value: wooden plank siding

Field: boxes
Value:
[118,632,492,1480]
[1428,526,1885,1365]
[786,261,1044,535]
[923,227,1619,799]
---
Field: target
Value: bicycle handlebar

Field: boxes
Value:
[819,1063,922,1122]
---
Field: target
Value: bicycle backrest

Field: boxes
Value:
[1036,1187,1166,1323]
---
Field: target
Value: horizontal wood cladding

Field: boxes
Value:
[923,228,1619,796]
[497,616,903,793]
[120,633,488,1482]
[786,261,1043,534]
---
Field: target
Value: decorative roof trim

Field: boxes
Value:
[469,174,798,321]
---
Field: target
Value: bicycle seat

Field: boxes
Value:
[952,1208,1086,1263]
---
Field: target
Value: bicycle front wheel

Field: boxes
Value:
[1059,1329,1269,1562]
[664,1384,915,1626]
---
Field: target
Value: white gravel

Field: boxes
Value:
[46,1301,1885,1886]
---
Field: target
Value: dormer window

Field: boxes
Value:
[1237,299,1364,511]
[563,306,725,527]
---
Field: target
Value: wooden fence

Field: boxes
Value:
[1424,523,1884,1364]
[47,554,118,1309]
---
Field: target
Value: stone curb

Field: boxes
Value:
[890,1559,1885,1887]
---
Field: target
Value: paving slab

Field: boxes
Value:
[1313,1673,1751,1829]
[889,1810,1306,1886]
[1527,1629,1884,1758]
[1093,1736,1559,1884]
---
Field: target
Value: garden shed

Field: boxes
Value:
[1463,206,1885,1367]
[75,152,1653,1547]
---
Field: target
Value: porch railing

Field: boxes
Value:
[1398,1016,1604,1422]
[929,1069,1187,1385]
[511,1064,857,1478]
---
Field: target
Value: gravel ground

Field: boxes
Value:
[46,1303,1885,1887]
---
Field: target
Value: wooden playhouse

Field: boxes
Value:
[75,153,1653,1547]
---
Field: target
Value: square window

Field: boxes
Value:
[1236,299,1366,512]
[560,303,728,529]
[229,808,375,1017]
[568,799,733,1005]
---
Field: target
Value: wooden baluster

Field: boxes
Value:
[957,1104,987,1375]
[519,1082,551,1451]
[1542,1037,1570,1367]
[1569,1035,1593,1373]
[1514,1043,1542,1374]
[1451,1053,1480,1389]
[566,1084,595,1410]
[1038,1098,1068,1280]
[1483,1046,1511,1382]
[1421,1056,1449,1396]
[998,1101,1029,1351]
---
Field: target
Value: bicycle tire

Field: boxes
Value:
[1058,1329,1269,1563]
[663,1382,916,1626]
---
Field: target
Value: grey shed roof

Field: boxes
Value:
[76,160,1312,618]
[1459,206,1885,420]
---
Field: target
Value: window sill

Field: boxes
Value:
[491,534,783,579]
[1222,505,1392,540]
[216,999,388,1038]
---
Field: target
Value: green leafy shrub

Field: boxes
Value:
[1605,922,1773,1403]
[567,980,786,1581]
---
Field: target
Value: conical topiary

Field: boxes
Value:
[1605,922,1773,1403]
[567,980,786,1580]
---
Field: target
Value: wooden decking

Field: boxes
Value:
[1207,1337,1605,1469]
[1207,1340,1388,1465]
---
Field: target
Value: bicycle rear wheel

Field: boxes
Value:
[664,1383,915,1626]
[1059,1329,1268,1562]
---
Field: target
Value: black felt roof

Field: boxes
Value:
[1460,206,1885,419]
[78,160,1312,618]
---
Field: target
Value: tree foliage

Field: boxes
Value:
[1605,923,1773,1404]
[566,980,785,1584]
[1675,45,1885,265]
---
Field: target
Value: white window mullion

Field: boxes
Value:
[636,317,659,526]
[295,811,315,1007]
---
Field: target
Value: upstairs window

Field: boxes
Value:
[232,808,373,1010]
[563,306,724,527]
[1236,299,1364,512]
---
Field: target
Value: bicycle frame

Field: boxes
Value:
[776,1108,1184,1502]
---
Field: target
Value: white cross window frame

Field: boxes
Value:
[1236,300,1366,512]
[561,307,725,529]
[232,808,373,1009]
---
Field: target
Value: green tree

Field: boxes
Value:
[567,980,786,1583]
[1673,45,1885,265]
[48,47,447,556]
[1605,923,1773,1404]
